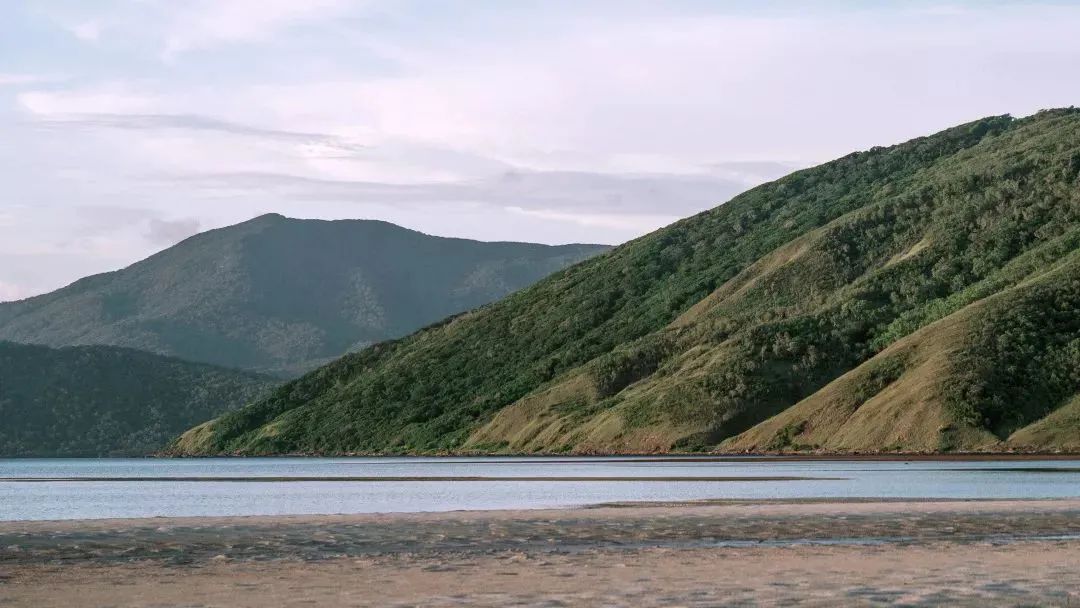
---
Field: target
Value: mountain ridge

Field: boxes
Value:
[0,215,609,376]
[171,108,1080,455]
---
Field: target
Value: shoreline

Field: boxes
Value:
[153,451,1080,460]
[0,474,839,483]
[6,497,1080,536]
[1,496,1078,528]
[2,496,1080,531]
[5,498,1080,606]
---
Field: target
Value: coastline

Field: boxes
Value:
[4,499,1080,606]
[2,496,1080,529]
[155,451,1080,460]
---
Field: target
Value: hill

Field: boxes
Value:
[170,109,1080,455]
[0,342,275,457]
[0,217,608,375]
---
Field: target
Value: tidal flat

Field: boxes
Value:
[3,499,1080,607]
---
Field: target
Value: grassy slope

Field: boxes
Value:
[1007,394,1080,451]
[722,252,1080,452]
[173,109,1080,455]
[0,216,608,376]
[0,342,277,457]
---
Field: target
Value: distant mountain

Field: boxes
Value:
[0,342,275,457]
[170,109,1080,456]
[0,215,609,375]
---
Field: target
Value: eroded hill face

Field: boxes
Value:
[0,217,609,376]
[171,109,1080,456]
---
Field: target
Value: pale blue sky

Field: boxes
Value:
[3,1,1080,300]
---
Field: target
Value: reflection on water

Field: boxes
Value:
[1,456,1079,521]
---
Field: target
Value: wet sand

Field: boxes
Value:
[3,499,1080,606]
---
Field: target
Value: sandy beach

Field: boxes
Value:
[3,499,1080,606]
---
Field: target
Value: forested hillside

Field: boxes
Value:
[171,109,1080,455]
[0,342,275,457]
[0,217,608,376]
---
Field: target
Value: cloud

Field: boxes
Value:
[17,100,515,183]
[7,1,1080,298]
[61,207,199,253]
[18,87,161,115]
[707,162,805,186]
[73,205,159,233]
[67,20,102,42]
[28,112,368,152]
[0,73,66,87]
[910,5,971,17]
[171,168,756,217]
[180,4,1080,173]
[159,0,358,58]
[37,0,371,60]
[506,207,680,233]
[15,84,788,213]
[0,281,30,303]
[145,217,202,245]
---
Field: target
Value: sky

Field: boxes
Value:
[2,1,1080,301]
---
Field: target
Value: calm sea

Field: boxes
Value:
[2,456,1079,521]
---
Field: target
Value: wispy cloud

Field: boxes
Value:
[0,73,66,87]
[66,19,103,42]
[169,169,755,216]
[145,217,201,245]
[18,87,161,115]
[0,281,31,302]
[28,112,368,152]
[506,206,681,233]
[159,0,359,58]
[5,1,1080,298]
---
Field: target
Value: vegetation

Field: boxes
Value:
[0,216,608,376]
[171,109,1080,455]
[0,342,276,456]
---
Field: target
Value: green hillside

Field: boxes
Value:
[0,217,608,376]
[0,342,275,457]
[171,109,1080,456]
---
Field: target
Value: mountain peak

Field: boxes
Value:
[250,212,288,223]
[0,218,609,375]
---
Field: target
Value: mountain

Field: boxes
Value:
[0,342,275,457]
[170,109,1080,456]
[0,216,609,376]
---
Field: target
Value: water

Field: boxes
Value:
[2,456,1079,521]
